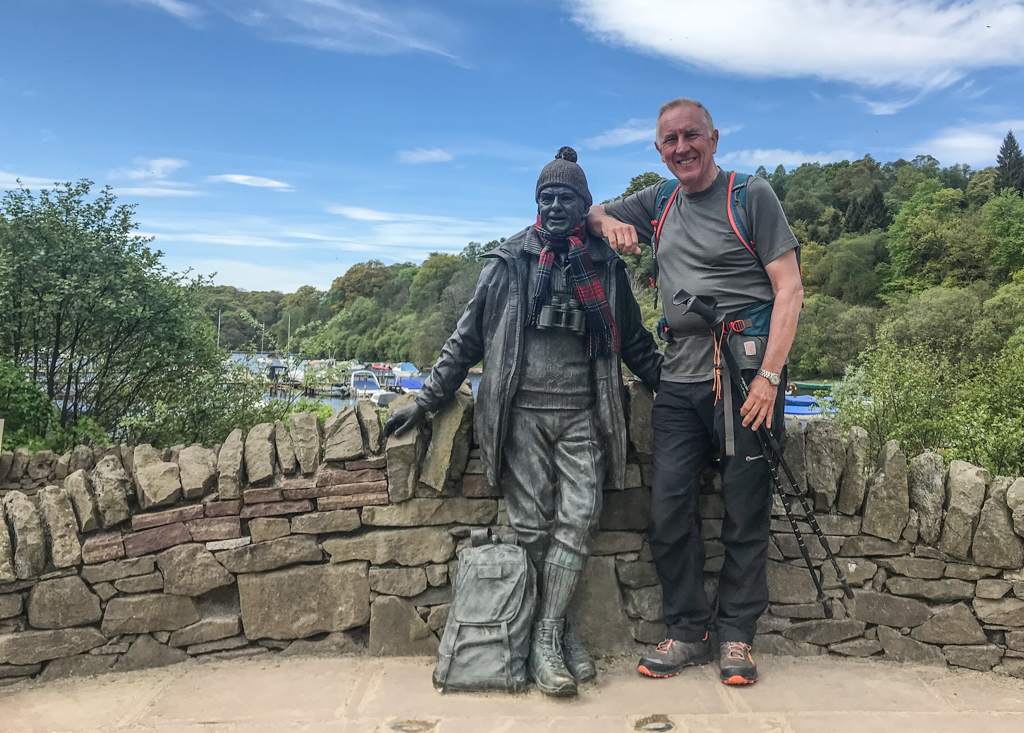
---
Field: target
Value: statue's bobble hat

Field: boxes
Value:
[536,146,593,209]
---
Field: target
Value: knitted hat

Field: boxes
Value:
[535,147,593,209]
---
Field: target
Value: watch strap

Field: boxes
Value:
[757,368,781,386]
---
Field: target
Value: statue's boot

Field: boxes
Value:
[529,618,577,697]
[563,615,596,682]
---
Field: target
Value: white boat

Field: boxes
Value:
[349,370,399,407]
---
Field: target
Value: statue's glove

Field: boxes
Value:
[383,403,426,439]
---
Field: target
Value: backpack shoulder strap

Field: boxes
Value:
[652,179,681,253]
[727,171,758,262]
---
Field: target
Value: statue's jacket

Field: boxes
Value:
[415,226,663,491]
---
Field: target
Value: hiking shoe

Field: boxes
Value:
[529,619,577,697]
[719,642,757,685]
[563,617,597,683]
[637,634,713,678]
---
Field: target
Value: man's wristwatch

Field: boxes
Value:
[757,368,782,387]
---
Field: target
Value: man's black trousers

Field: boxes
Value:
[648,369,786,645]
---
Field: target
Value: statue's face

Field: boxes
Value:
[537,185,586,237]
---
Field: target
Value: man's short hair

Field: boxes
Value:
[656,98,715,140]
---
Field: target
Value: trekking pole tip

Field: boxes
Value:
[844,586,855,600]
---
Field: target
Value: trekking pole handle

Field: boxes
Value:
[671,288,727,330]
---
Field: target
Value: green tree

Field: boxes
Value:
[984,189,1024,280]
[996,130,1024,194]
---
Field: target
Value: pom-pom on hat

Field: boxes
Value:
[535,146,593,209]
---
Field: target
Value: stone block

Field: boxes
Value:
[461,474,499,498]
[324,407,365,463]
[37,487,81,568]
[169,616,241,648]
[0,594,22,620]
[63,470,99,532]
[875,557,945,579]
[945,563,1000,580]
[627,381,654,460]
[773,533,844,560]
[239,500,312,519]
[426,604,449,633]
[136,461,182,510]
[26,450,56,481]
[623,585,662,622]
[829,638,883,657]
[369,567,427,597]
[847,591,933,627]
[767,560,819,604]
[369,595,438,656]
[616,559,659,589]
[911,603,986,645]
[836,426,868,515]
[67,445,94,475]
[804,418,844,511]
[939,460,989,560]
[274,420,298,475]
[133,444,162,472]
[81,533,125,564]
[248,517,290,543]
[599,487,651,531]
[289,413,322,475]
[839,536,912,557]
[886,577,975,603]
[40,653,115,681]
[1006,477,1024,538]
[782,619,865,645]
[386,423,426,502]
[215,534,322,573]
[361,498,497,527]
[238,562,370,640]
[2,491,46,579]
[280,630,364,658]
[592,531,644,556]
[977,578,1013,599]
[217,428,246,500]
[973,597,1024,626]
[322,527,454,566]
[205,499,243,517]
[177,444,217,499]
[244,422,277,485]
[285,480,388,500]
[123,522,192,557]
[112,634,189,672]
[317,493,388,511]
[348,456,387,471]
[186,516,242,542]
[316,466,386,487]
[907,452,944,546]
[158,543,234,596]
[420,391,473,491]
[101,594,200,635]
[0,451,12,485]
[972,481,1024,569]
[114,572,164,594]
[876,626,945,665]
[861,440,909,542]
[291,510,360,535]
[7,448,30,482]
[820,558,877,589]
[754,634,824,657]
[81,556,155,584]
[0,627,106,665]
[0,508,12,584]
[943,644,1002,671]
[27,576,101,629]
[206,537,250,551]
[132,504,205,532]
[90,455,131,528]
[425,564,447,587]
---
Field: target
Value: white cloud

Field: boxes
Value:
[569,0,1024,89]
[717,148,856,169]
[328,206,401,221]
[207,174,292,190]
[916,120,1024,167]
[113,187,202,197]
[584,119,655,149]
[126,0,203,20]
[164,257,336,291]
[396,148,453,164]
[718,125,743,136]
[110,157,188,181]
[0,172,60,190]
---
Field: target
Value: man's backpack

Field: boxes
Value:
[432,528,536,693]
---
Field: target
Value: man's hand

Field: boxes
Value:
[739,375,777,432]
[587,205,641,254]
[383,403,426,439]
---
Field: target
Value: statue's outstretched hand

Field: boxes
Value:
[383,403,426,439]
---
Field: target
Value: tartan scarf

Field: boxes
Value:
[530,217,619,357]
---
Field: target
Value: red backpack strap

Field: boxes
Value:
[726,171,757,260]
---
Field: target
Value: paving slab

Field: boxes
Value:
[0,653,1021,732]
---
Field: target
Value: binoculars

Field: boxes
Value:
[537,295,586,335]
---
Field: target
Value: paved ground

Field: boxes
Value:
[2,654,1024,733]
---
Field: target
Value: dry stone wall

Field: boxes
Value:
[1,383,1024,685]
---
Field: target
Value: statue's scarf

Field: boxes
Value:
[529,217,619,357]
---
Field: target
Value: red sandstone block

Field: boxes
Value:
[243,488,284,504]
[205,500,243,517]
[317,492,388,511]
[131,504,204,532]
[315,467,385,488]
[462,474,500,498]
[186,516,242,542]
[81,532,125,564]
[239,500,312,519]
[123,522,192,557]
[282,476,316,491]
[283,480,388,501]
[345,456,386,470]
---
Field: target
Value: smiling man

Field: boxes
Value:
[386,147,662,697]
[588,99,803,685]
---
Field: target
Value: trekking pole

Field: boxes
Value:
[672,289,855,616]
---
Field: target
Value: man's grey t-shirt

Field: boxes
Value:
[604,169,798,384]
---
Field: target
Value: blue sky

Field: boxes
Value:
[3,0,1023,292]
